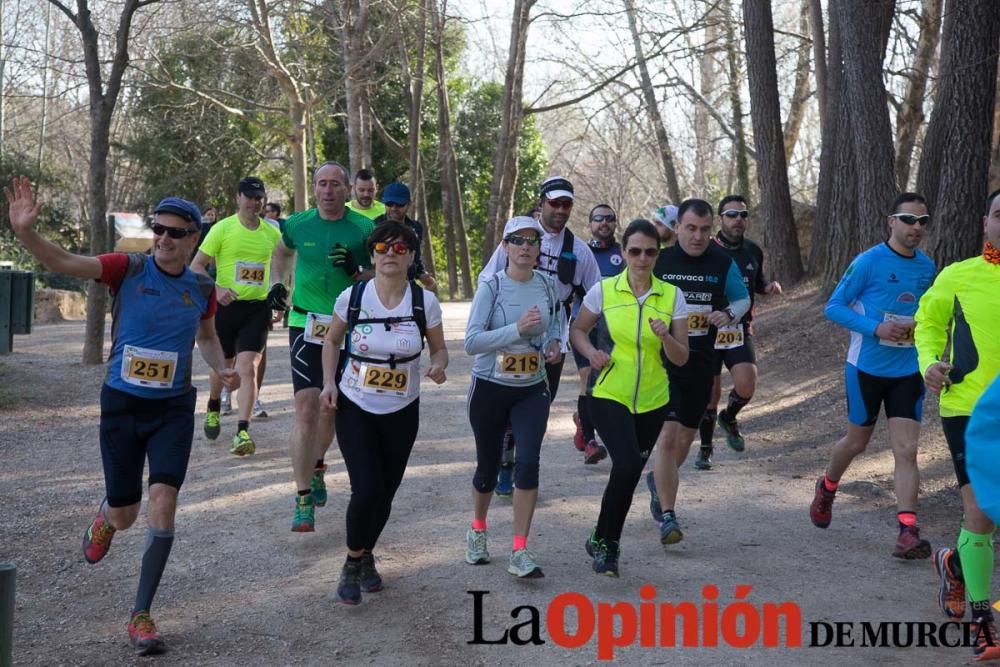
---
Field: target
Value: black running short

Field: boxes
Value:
[289,327,324,393]
[844,365,925,427]
[100,384,196,507]
[215,299,271,358]
[942,415,972,487]
[713,327,757,375]
[664,351,717,429]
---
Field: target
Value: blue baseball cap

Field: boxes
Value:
[382,182,411,206]
[153,197,202,229]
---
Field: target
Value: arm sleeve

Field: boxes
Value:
[581,282,603,315]
[543,277,562,345]
[824,255,880,337]
[464,280,522,355]
[576,241,602,290]
[723,260,751,320]
[477,244,507,283]
[914,269,955,376]
[281,217,296,250]
[96,253,130,291]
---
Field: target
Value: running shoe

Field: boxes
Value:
[583,440,607,464]
[311,464,328,507]
[717,412,745,452]
[466,529,490,565]
[127,611,165,656]
[336,560,362,605]
[501,426,515,464]
[591,539,620,578]
[972,616,1000,661]
[694,446,713,470]
[932,547,966,619]
[893,525,931,560]
[572,412,586,452]
[645,471,662,522]
[508,548,544,578]
[495,464,513,498]
[229,429,256,456]
[253,398,268,419]
[291,494,315,533]
[359,552,383,593]
[585,529,601,557]
[220,388,232,416]
[82,505,116,564]
[809,477,836,528]
[203,410,221,440]
[659,512,683,545]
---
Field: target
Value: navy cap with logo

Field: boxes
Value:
[239,176,266,198]
[539,176,574,200]
[153,197,202,230]
[383,182,412,205]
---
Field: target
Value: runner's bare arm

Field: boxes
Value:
[195,318,240,390]
[189,251,214,275]
[4,176,102,280]
[424,324,448,384]
[319,314,349,408]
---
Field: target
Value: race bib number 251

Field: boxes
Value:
[120,345,177,389]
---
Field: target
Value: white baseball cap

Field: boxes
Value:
[653,204,679,230]
[503,216,545,239]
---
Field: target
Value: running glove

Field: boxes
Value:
[266,283,289,311]
[329,243,359,276]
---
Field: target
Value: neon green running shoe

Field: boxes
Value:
[229,429,255,456]
[311,464,328,507]
[292,494,315,532]
[203,411,221,440]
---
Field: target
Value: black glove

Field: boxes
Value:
[328,243,359,277]
[266,283,289,311]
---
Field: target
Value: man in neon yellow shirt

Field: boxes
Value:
[191,177,281,457]
[345,168,386,221]
[917,188,1000,660]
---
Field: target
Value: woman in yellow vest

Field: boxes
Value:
[570,219,689,577]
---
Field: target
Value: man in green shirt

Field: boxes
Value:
[270,161,374,532]
[191,177,281,457]
[345,168,386,221]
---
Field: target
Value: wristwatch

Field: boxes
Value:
[723,307,736,323]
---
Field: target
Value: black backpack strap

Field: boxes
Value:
[409,280,427,341]
[557,227,577,286]
[346,280,368,333]
[343,279,426,369]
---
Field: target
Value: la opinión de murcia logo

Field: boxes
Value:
[468,586,991,660]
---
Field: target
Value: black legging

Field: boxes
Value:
[335,394,420,552]
[468,377,549,491]
[590,397,668,543]
[545,353,566,401]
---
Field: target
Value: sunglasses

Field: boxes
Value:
[373,241,411,255]
[151,223,197,239]
[505,235,541,246]
[591,214,617,223]
[626,247,660,258]
[546,199,573,210]
[891,213,930,226]
[721,210,749,219]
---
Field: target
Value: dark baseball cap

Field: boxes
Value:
[153,197,202,229]
[383,182,411,205]
[239,177,266,198]
[539,176,574,200]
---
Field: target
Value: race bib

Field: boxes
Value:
[304,312,333,345]
[880,312,915,348]
[686,305,712,337]
[120,345,177,389]
[234,261,265,286]
[715,323,745,350]
[358,364,409,397]
[496,351,542,380]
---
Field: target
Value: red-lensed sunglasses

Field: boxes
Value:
[373,241,411,255]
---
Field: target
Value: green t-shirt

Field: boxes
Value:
[282,207,374,328]
[198,214,281,301]
[346,200,386,221]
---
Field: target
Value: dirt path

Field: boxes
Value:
[0,284,973,665]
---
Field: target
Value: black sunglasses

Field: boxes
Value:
[151,223,197,239]
[626,247,660,258]
[505,235,541,246]
[891,213,930,227]
[721,210,749,219]
[591,214,617,223]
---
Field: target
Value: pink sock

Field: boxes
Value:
[823,475,839,492]
[512,535,527,551]
[898,511,917,527]
[472,518,487,531]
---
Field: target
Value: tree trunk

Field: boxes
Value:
[809,0,828,134]
[342,0,369,176]
[483,0,534,262]
[624,0,681,202]
[403,0,435,280]
[894,0,943,190]
[743,0,804,284]
[289,100,308,211]
[915,3,956,215]
[837,0,898,250]
[725,0,752,200]
[694,8,722,194]
[782,0,811,162]
[920,0,1000,263]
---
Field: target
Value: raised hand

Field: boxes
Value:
[4,176,43,236]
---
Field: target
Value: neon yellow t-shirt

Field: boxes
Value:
[198,214,282,301]
[346,200,386,221]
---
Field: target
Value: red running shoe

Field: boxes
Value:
[892,525,931,560]
[82,505,116,564]
[583,440,607,464]
[572,412,586,451]
[127,611,166,656]
[809,477,836,529]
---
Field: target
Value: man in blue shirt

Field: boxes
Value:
[810,192,936,560]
